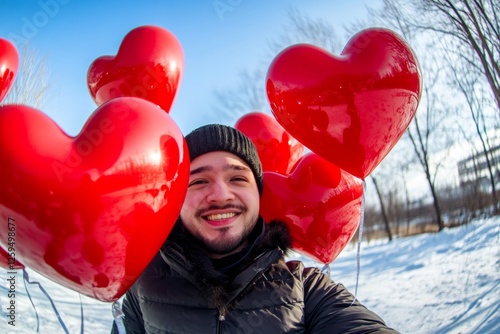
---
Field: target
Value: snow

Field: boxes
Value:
[1,216,498,333]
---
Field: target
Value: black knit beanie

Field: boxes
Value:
[185,124,263,196]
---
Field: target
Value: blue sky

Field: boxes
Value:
[0,0,379,136]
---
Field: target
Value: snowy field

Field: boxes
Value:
[0,216,498,333]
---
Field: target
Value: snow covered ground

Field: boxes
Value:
[1,216,498,333]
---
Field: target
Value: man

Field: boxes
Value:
[113,124,398,333]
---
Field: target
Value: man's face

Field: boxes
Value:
[180,151,260,258]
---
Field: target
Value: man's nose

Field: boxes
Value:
[206,180,235,202]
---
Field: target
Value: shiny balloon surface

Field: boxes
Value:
[260,153,363,263]
[88,25,184,113]
[235,112,304,174]
[0,38,19,103]
[266,28,421,179]
[0,97,189,301]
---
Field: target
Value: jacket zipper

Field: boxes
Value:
[217,308,225,333]
[215,250,283,333]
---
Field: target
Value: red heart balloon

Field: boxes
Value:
[0,38,19,102]
[266,28,421,179]
[0,97,189,301]
[87,25,184,113]
[260,153,363,264]
[235,112,304,174]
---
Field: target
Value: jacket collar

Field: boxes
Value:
[160,218,291,312]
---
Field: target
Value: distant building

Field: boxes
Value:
[457,141,500,193]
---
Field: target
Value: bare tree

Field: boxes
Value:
[409,0,499,214]
[444,42,500,212]
[365,0,499,223]
[367,0,499,114]
[370,176,393,240]
[400,167,413,235]
[406,95,445,230]
[422,0,500,113]
[2,44,49,108]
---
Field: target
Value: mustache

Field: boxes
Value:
[196,204,246,217]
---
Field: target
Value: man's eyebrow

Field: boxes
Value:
[224,164,251,172]
[190,165,213,175]
[189,164,251,175]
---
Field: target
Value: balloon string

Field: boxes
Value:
[79,294,85,334]
[320,263,331,276]
[23,269,70,334]
[22,269,40,332]
[113,300,127,334]
[351,179,366,306]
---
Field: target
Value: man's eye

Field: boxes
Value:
[231,176,247,182]
[188,179,207,187]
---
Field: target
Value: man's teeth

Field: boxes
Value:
[206,212,236,221]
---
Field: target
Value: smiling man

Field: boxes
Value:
[180,148,261,259]
[113,124,398,334]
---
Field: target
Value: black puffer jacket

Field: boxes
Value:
[114,219,398,333]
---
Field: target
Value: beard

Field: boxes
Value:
[188,204,259,256]
[199,226,251,255]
